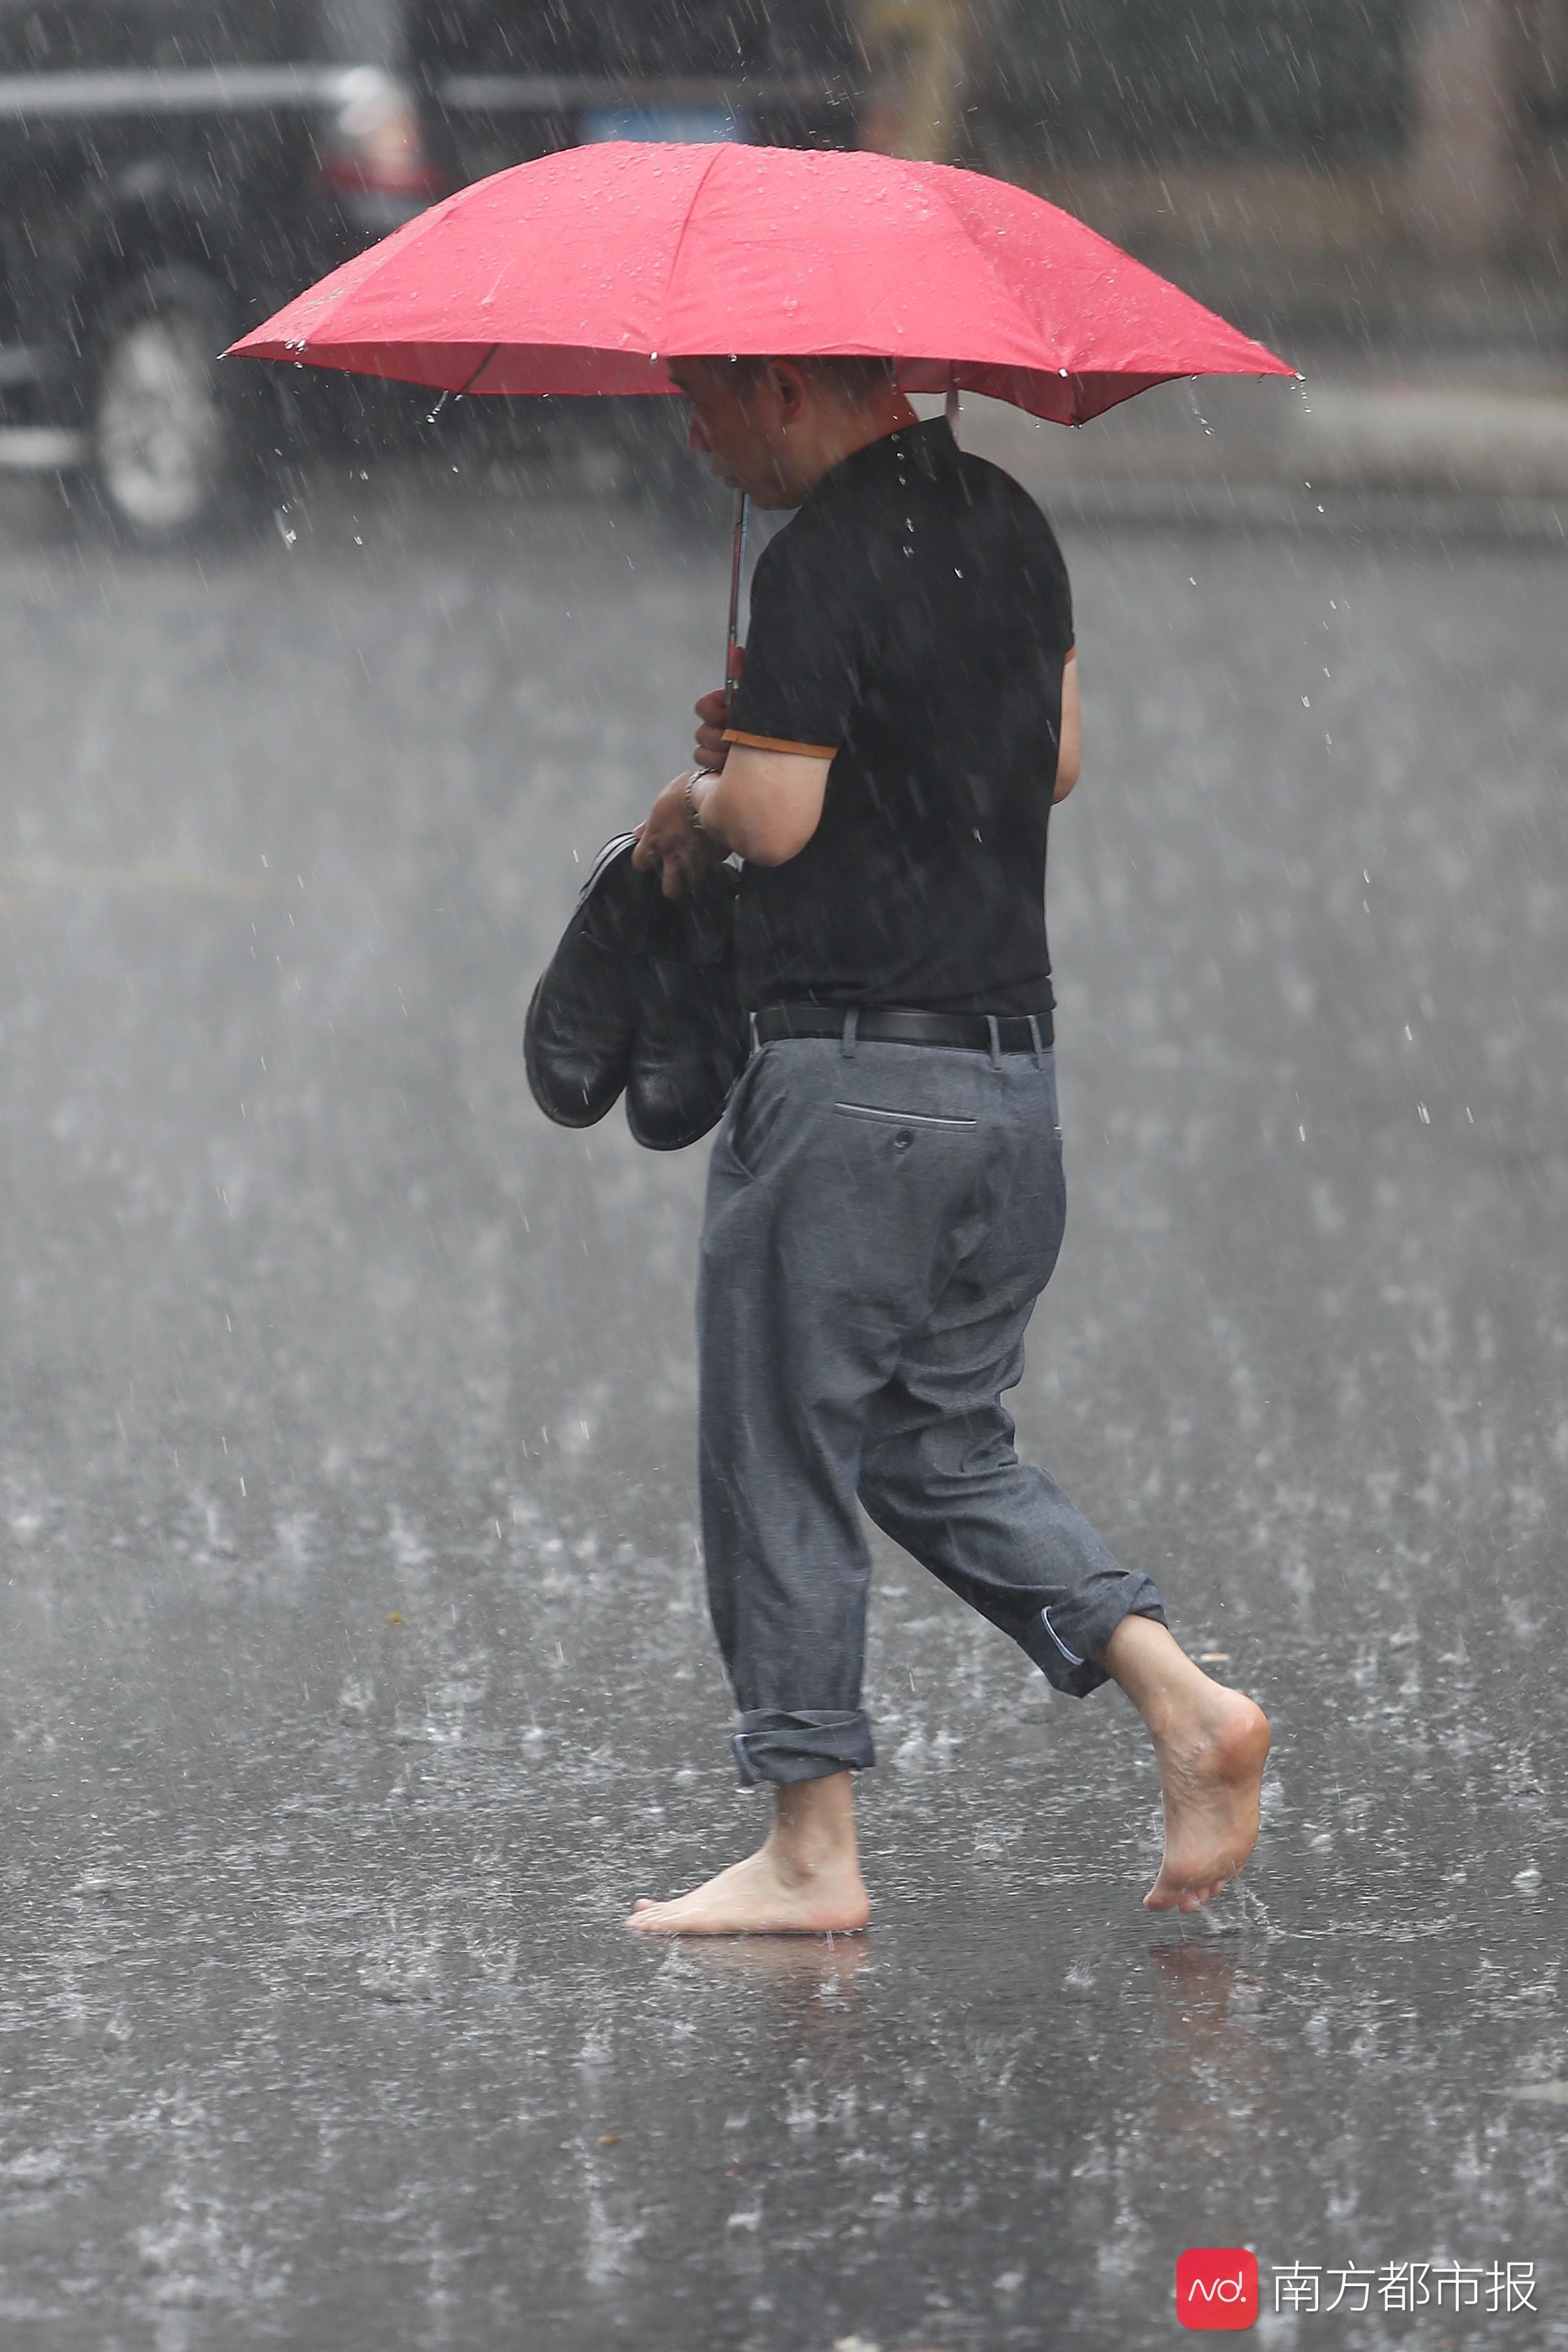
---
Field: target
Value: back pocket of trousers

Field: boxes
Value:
[832,1102,977,1131]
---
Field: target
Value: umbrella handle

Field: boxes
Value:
[724,490,749,712]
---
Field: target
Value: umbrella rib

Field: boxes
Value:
[302,181,467,340]
[916,165,1076,386]
[658,143,731,361]
[459,343,500,397]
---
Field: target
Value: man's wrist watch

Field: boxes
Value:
[683,769,710,838]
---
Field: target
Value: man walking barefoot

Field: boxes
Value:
[629,356,1269,1934]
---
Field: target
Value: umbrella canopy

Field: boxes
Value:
[230,139,1292,426]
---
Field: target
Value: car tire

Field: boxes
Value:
[86,264,274,545]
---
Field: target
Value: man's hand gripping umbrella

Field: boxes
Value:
[231,139,1286,1934]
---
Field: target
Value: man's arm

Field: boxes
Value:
[1053,651,1080,803]
[632,743,830,898]
[693,745,829,864]
[637,642,1073,895]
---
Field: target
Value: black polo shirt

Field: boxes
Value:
[723,417,1073,1016]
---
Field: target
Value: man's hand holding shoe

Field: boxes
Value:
[632,673,738,901]
[632,766,725,902]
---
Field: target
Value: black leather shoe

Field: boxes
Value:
[523,833,639,1128]
[526,836,748,1149]
[623,869,749,1151]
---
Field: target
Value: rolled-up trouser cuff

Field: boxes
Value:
[1020,1582,1169,1698]
[732,1708,876,1787]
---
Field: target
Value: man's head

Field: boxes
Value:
[667,355,917,508]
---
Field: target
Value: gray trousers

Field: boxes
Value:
[696,1030,1168,1786]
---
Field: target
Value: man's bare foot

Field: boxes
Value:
[626,1768,869,1936]
[1098,1614,1270,1914]
[626,1846,870,1935]
[1142,1688,1271,1913]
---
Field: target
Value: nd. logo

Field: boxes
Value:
[1176,2248,1259,2330]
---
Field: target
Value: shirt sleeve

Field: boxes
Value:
[1032,515,1074,663]
[723,515,867,760]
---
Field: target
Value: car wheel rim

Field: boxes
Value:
[96,315,225,530]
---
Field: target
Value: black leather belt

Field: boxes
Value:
[752,1002,1054,1053]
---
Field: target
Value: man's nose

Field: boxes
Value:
[687,414,710,454]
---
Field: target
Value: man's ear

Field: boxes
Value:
[770,361,809,424]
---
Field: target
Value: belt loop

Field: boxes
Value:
[986,1015,1002,1071]
[749,1009,760,1056]
[841,1007,859,1060]
[1027,1013,1044,1069]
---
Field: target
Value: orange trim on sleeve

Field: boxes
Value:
[723,728,837,760]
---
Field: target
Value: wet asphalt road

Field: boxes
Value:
[1,440,1566,2352]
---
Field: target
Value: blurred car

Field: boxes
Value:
[0,0,443,538]
[0,0,860,543]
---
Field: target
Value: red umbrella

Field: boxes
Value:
[233,138,1289,420]
[231,139,1292,673]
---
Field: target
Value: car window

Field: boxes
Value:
[0,0,315,72]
